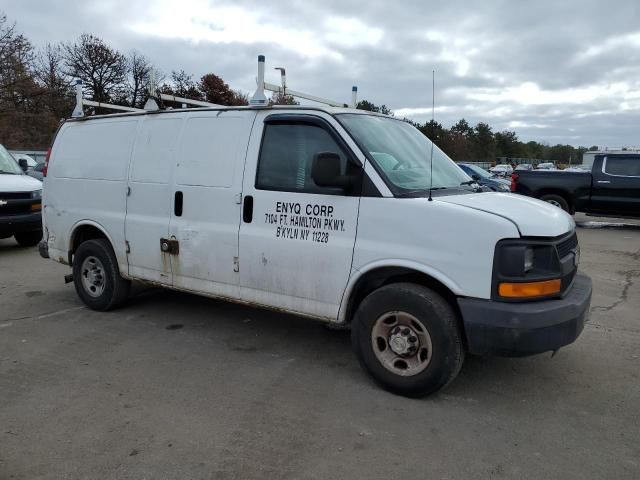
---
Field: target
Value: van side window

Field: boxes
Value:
[256,123,349,194]
[604,157,640,177]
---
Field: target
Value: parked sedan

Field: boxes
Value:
[457,163,511,192]
[489,164,513,176]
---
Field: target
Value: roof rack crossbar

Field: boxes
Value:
[264,82,348,108]
[158,93,223,108]
[71,80,145,117]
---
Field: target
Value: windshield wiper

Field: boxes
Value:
[460,180,477,186]
[397,187,447,197]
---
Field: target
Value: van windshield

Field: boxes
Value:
[0,144,23,175]
[337,114,470,195]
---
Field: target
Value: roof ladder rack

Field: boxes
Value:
[251,55,358,108]
[71,80,145,117]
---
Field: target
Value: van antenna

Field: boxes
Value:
[428,70,435,202]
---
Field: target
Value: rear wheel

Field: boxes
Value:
[540,194,569,212]
[14,230,42,247]
[351,283,465,397]
[72,239,130,311]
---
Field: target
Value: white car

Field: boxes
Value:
[489,164,513,176]
[536,162,556,170]
[0,144,43,246]
[40,104,592,397]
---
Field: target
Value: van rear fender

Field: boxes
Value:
[68,221,121,266]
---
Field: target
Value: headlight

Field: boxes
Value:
[493,241,562,300]
[31,189,42,199]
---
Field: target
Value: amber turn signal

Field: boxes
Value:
[31,202,42,211]
[498,279,561,298]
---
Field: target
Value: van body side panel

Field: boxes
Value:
[44,119,139,268]
[125,115,184,284]
[168,111,256,297]
[350,197,520,303]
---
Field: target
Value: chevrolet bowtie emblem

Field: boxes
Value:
[0,199,7,206]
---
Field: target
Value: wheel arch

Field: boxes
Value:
[68,220,116,265]
[339,261,463,324]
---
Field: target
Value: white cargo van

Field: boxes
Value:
[40,74,591,397]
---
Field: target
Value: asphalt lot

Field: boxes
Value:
[1,213,639,480]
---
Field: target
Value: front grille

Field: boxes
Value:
[557,231,578,259]
[0,203,31,215]
[0,191,31,200]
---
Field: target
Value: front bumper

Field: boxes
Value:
[458,273,592,356]
[0,212,42,235]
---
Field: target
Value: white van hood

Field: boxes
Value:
[0,173,42,192]
[436,192,575,237]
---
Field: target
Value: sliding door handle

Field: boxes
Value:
[243,195,253,223]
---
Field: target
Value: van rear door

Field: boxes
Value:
[238,111,361,320]
[168,110,256,297]
[125,115,184,284]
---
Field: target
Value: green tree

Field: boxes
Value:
[356,99,392,115]
[471,122,495,162]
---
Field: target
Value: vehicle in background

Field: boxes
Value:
[515,164,533,171]
[27,162,45,181]
[511,152,640,217]
[536,162,556,170]
[0,144,43,246]
[457,163,511,192]
[489,164,513,176]
[12,153,38,171]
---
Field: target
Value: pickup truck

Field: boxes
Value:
[511,152,640,217]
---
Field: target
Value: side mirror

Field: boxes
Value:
[18,158,29,172]
[311,152,354,189]
[471,174,480,181]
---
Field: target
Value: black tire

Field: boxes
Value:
[14,230,42,247]
[72,239,130,311]
[351,283,465,397]
[540,194,569,212]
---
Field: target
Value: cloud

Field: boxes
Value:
[3,0,640,147]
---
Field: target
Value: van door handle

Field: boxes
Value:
[174,191,183,216]
[243,195,253,223]
[597,180,611,184]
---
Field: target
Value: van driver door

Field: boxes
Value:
[238,111,362,320]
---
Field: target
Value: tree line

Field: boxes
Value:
[0,12,595,164]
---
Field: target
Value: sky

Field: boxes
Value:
[3,0,640,147]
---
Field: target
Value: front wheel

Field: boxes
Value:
[72,239,130,311]
[351,283,465,397]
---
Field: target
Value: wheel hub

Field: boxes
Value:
[388,326,419,356]
[80,256,106,298]
[371,311,433,377]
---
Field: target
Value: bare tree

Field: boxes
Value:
[63,33,127,103]
[0,14,37,108]
[33,43,73,118]
[127,50,154,108]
